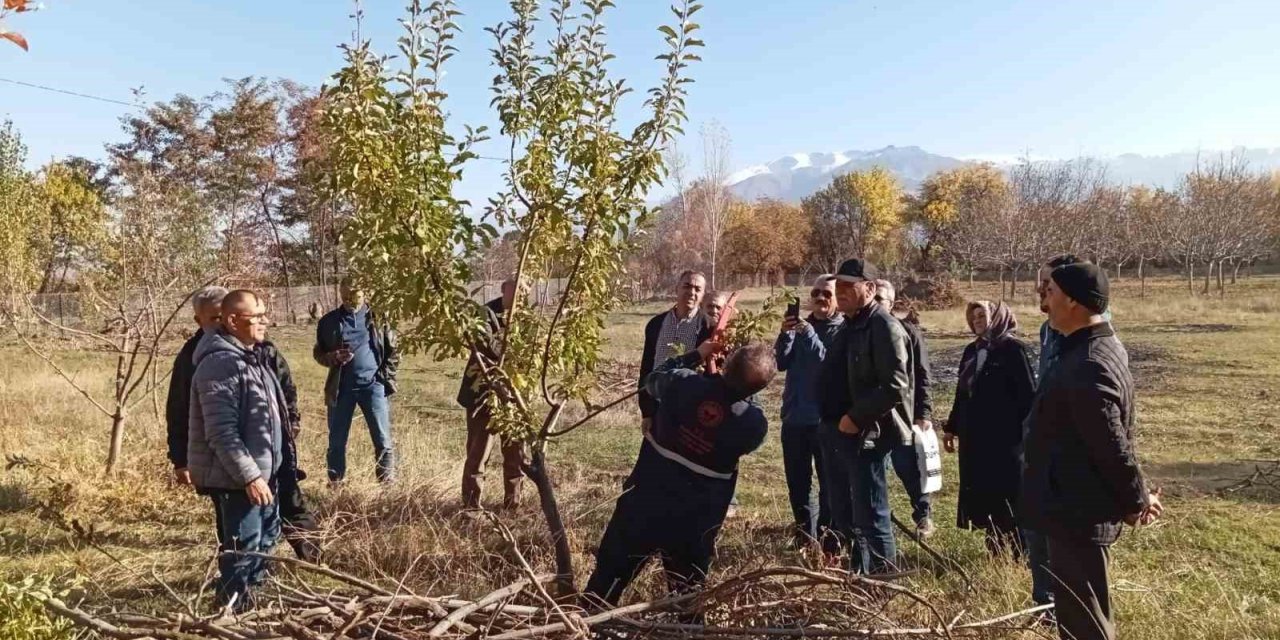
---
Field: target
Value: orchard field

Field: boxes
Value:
[2,275,1279,639]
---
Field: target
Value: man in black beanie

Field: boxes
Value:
[1019,263,1163,640]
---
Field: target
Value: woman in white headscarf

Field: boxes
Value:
[943,300,1037,555]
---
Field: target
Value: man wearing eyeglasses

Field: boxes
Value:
[189,289,288,613]
[774,274,843,550]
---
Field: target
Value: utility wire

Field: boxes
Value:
[1,76,138,108]
[1,76,517,162]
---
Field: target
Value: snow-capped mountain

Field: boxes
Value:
[727,146,965,202]
[726,145,1280,202]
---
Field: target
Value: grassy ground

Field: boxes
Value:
[2,276,1278,638]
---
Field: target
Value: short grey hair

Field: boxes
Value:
[724,342,778,396]
[874,279,895,305]
[192,286,228,313]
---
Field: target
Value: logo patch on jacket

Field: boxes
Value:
[696,401,726,428]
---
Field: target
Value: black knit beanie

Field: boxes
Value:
[1051,262,1109,314]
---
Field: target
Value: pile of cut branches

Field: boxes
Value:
[33,553,1052,640]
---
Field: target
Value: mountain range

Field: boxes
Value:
[725,145,1280,202]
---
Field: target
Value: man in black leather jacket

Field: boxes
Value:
[818,259,912,575]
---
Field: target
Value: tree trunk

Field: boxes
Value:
[968,266,975,289]
[1216,260,1225,295]
[1010,265,1020,300]
[1138,257,1146,298]
[1187,260,1194,294]
[106,410,126,475]
[997,265,1005,300]
[524,449,574,598]
[1232,261,1241,285]
[1202,260,1212,294]
[710,236,719,291]
[36,255,57,295]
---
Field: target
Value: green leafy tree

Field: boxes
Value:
[0,120,44,306]
[803,167,905,270]
[322,0,702,593]
[33,161,108,293]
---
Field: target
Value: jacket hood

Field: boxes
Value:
[193,329,251,367]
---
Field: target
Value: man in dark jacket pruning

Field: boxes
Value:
[774,274,843,548]
[818,258,913,575]
[314,277,400,483]
[458,279,525,510]
[1020,263,1162,640]
[874,279,936,537]
[585,340,774,607]
[189,290,288,613]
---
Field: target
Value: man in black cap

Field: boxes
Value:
[818,258,912,574]
[1020,263,1162,640]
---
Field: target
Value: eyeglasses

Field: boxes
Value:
[232,312,270,325]
[810,290,832,299]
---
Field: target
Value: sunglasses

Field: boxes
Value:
[810,290,832,299]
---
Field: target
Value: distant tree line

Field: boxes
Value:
[3,92,1279,317]
[0,77,344,321]
[622,132,1280,297]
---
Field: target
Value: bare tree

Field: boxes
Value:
[1125,185,1178,297]
[686,121,733,289]
[1181,153,1272,295]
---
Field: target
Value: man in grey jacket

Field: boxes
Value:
[189,289,288,613]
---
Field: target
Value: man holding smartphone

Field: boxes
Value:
[314,276,400,484]
[774,274,843,549]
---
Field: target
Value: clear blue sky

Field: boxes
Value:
[4,0,1279,204]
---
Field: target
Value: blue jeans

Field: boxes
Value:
[326,381,395,482]
[890,441,933,524]
[820,422,897,574]
[1023,527,1055,605]
[210,485,281,609]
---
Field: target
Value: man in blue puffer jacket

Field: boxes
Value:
[189,289,288,613]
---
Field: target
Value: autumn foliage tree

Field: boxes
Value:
[803,167,905,271]
[913,163,1009,278]
[0,0,39,51]
[724,198,810,286]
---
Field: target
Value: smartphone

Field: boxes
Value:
[785,301,800,319]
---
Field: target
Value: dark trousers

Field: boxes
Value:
[209,484,281,610]
[820,422,897,574]
[1023,527,1054,605]
[585,471,732,606]
[889,441,932,524]
[461,406,524,508]
[780,423,829,540]
[278,436,320,562]
[1048,537,1115,640]
[326,381,395,482]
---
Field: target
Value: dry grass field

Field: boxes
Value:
[2,275,1279,638]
